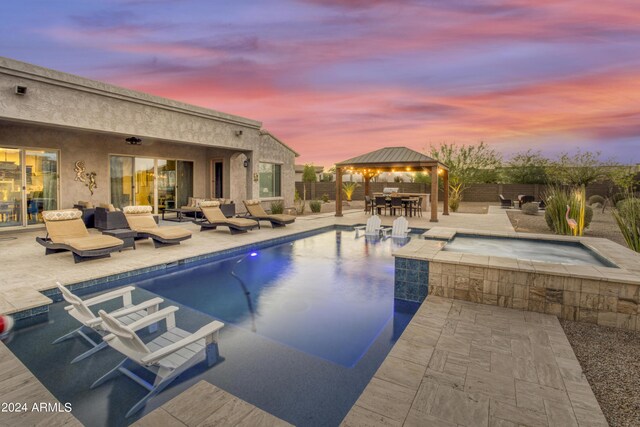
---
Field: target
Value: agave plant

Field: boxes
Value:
[612,193,640,252]
[342,182,360,201]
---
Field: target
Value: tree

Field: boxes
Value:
[301,164,317,202]
[428,142,502,211]
[413,172,431,185]
[501,150,548,184]
[546,150,612,187]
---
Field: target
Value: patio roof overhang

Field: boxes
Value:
[334,147,449,222]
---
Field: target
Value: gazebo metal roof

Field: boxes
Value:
[336,146,447,170]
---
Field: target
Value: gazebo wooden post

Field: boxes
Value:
[335,167,343,217]
[364,176,370,198]
[443,168,449,215]
[430,166,439,222]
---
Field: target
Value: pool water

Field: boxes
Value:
[5,229,418,427]
[139,230,410,367]
[443,234,617,267]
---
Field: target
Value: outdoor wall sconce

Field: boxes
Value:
[243,159,250,168]
[15,85,27,95]
[125,136,142,145]
[235,130,243,137]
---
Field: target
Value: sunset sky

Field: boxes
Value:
[2,0,639,167]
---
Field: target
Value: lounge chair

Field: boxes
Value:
[390,216,412,239]
[53,282,163,363]
[243,199,295,227]
[92,306,224,417]
[123,206,192,247]
[197,201,259,234]
[36,209,124,263]
[499,195,512,209]
[354,215,390,237]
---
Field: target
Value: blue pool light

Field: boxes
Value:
[250,252,257,257]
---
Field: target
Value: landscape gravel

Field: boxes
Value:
[561,320,640,427]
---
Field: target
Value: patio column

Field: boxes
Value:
[335,167,343,217]
[443,169,449,215]
[364,176,370,198]
[430,166,438,222]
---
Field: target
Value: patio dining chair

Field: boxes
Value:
[389,197,403,216]
[92,306,224,417]
[53,282,163,363]
[373,196,387,215]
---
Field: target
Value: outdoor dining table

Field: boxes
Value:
[401,198,419,217]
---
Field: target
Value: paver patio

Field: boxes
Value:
[0,208,610,426]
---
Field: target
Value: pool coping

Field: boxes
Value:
[394,227,640,285]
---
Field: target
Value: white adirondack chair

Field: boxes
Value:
[92,307,224,417]
[354,215,390,237]
[390,216,412,239]
[52,282,163,363]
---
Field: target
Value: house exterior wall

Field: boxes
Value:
[0,57,297,222]
[0,123,209,209]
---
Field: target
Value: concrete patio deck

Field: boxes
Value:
[0,207,611,426]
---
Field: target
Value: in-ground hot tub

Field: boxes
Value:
[442,234,618,268]
[393,227,640,331]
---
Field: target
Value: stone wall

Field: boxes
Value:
[426,261,640,331]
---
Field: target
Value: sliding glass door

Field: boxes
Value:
[0,147,58,228]
[110,156,193,213]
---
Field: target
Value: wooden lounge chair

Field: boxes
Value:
[92,306,224,417]
[197,201,259,234]
[390,216,412,239]
[53,282,163,363]
[36,209,124,263]
[354,215,390,238]
[243,199,295,227]
[123,206,192,247]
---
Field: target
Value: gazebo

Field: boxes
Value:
[334,147,449,222]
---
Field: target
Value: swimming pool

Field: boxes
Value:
[6,229,418,426]
[443,234,617,267]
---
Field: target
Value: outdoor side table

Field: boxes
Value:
[102,228,136,250]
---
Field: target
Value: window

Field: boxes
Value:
[259,163,281,198]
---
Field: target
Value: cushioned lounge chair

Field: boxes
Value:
[243,199,295,227]
[36,209,124,263]
[123,205,192,247]
[92,306,224,417]
[499,195,512,209]
[197,201,259,234]
[53,282,163,363]
[354,215,390,238]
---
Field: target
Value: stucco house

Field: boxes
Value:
[0,57,298,230]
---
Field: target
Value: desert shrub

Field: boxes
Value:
[321,193,329,203]
[521,202,539,215]
[294,190,305,214]
[270,200,284,214]
[309,200,322,213]
[613,194,640,252]
[448,192,461,212]
[544,187,593,235]
[588,195,605,206]
[612,193,628,207]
